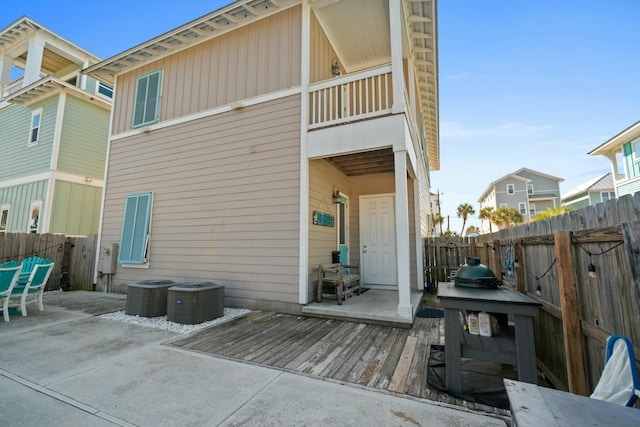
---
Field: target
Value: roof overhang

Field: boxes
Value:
[0,16,101,65]
[5,76,111,109]
[403,0,439,170]
[588,120,640,157]
[84,0,301,86]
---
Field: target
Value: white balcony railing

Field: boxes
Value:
[308,64,393,130]
[1,76,25,100]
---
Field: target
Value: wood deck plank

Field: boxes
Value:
[252,316,327,365]
[357,327,401,387]
[335,325,387,383]
[388,335,418,392]
[374,329,410,390]
[269,319,335,368]
[322,324,378,380]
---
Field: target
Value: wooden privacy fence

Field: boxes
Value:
[474,192,640,396]
[0,233,97,292]
[423,236,473,288]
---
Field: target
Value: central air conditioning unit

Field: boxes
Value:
[166,282,224,325]
[125,280,176,317]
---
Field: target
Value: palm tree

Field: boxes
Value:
[457,203,476,235]
[478,206,495,234]
[431,212,444,235]
[531,205,573,222]
[466,225,480,236]
[493,207,524,228]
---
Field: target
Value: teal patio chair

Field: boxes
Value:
[0,263,23,321]
[9,262,54,317]
[19,256,50,283]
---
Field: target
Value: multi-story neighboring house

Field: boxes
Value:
[0,17,111,235]
[588,120,640,197]
[562,173,616,211]
[85,0,439,325]
[477,168,563,233]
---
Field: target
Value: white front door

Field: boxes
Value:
[360,194,397,287]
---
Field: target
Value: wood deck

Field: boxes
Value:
[169,309,511,416]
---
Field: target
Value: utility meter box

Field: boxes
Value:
[98,243,118,274]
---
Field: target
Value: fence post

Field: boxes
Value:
[515,240,526,294]
[470,237,477,257]
[554,231,588,395]
[621,221,640,344]
[491,240,501,280]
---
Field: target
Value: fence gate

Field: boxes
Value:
[423,236,472,289]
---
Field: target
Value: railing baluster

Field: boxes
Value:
[358,79,363,116]
[365,77,370,114]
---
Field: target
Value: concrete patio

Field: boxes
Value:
[0,290,509,427]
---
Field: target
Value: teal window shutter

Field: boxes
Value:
[132,69,162,128]
[118,192,153,264]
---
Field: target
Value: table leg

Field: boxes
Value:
[444,307,462,393]
[514,314,538,384]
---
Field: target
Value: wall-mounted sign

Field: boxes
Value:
[313,210,334,227]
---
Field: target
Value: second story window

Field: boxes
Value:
[633,138,640,162]
[527,184,534,195]
[132,69,162,128]
[0,205,9,232]
[507,184,515,195]
[29,108,43,145]
[519,202,527,215]
[97,82,114,99]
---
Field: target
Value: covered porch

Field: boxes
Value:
[302,289,423,327]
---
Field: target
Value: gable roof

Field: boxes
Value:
[477,173,531,202]
[512,167,564,183]
[588,120,640,157]
[562,173,614,199]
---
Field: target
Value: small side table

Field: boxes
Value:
[437,283,540,394]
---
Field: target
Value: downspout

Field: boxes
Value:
[93,83,116,284]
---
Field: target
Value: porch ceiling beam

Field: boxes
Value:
[408,14,432,23]
[411,31,432,39]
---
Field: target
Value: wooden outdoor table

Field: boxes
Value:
[437,282,540,394]
[504,379,640,426]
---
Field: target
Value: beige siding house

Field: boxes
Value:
[86,0,439,325]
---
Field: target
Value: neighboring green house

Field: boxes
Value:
[588,120,640,197]
[0,17,111,235]
[477,167,564,233]
[562,173,616,211]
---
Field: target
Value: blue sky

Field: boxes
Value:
[3,1,639,232]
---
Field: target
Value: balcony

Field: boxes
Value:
[1,74,46,101]
[307,64,426,175]
[309,64,392,130]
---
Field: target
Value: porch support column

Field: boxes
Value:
[24,35,45,87]
[414,178,424,290]
[394,149,412,318]
[605,152,621,196]
[389,0,405,114]
[0,57,13,87]
[298,0,311,304]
